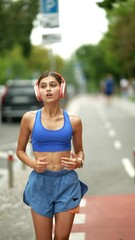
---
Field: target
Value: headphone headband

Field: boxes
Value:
[52,72,66,84]
[34,72,66,101]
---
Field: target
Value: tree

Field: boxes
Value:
[103,0,135,77]
[0,0,38,57]
[97,0,127,10]
[75,44,108,91]
[0,45,65,84]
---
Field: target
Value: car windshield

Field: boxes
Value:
[9,86,34,95]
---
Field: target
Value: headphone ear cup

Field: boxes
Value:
[34,83,42,101]
[60,82,66,98]
[53,72,66,98]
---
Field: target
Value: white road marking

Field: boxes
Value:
[74,214,86,224]
[52,233,85,240]
[70,232,85,240]
[114,140,122,149]
[53,213,86,226]
[80,198,86,207]
[122,158,135,177]
[108,129,116,137]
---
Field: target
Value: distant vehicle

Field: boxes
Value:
[1,79,42,122]
[0,85,6,97]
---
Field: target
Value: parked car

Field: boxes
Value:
[1,79,42,122]
[0,85,6,97]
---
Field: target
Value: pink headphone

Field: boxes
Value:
[34,72,66,101]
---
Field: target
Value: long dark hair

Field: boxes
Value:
[37,71,62,85]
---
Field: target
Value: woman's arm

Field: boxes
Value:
[72,115,85,164]
[16,111,49,172]
[61,114,85,170]
[16,112,35,169]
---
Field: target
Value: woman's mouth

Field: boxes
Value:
[46,93,52,98]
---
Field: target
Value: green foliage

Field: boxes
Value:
[52,54,65,75]
[106,1,135,77]
[74,0,135,92]
[1,0,135,94]
[0,45,65,84]
[0,1,73,87]
[97,0,127,10]
[62,59,76,85]
[27,46,50,76]
[0,45,28,84]
[76,44,108,87]
[0,0,38,57]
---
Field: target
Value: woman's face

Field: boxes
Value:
[39,76,60,102]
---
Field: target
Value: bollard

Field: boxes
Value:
[133,148,135,184]
[7,150,14,188]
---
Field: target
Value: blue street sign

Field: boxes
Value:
[41,0,58,14]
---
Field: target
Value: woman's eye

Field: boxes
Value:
[40,82,58,88]
[41,85,46,88]
[50,83,57,87]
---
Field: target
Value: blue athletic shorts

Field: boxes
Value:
[23,169,88,218]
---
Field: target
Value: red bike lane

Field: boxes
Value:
[72,194,135,240]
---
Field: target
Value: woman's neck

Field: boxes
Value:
[42,105,62,118]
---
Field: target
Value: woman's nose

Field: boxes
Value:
[46,85,51,91]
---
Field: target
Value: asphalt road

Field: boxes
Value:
[66,94,135,196]
[0,94,135,195]
[0,93,135,240]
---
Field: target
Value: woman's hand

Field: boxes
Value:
[33,156,49,173]
[61,152,82,170]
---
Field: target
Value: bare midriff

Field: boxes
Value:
[33,151,70,171]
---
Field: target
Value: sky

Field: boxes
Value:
[30,0,108,59]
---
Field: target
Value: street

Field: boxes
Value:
[0,94,135,239]
[66,94,135,195]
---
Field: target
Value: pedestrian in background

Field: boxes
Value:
[16,71,88,240]
[103,73,115,104]
[119,78,129,98]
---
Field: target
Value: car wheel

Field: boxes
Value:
[1,116,7,123]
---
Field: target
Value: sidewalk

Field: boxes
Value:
[0,163,35,240]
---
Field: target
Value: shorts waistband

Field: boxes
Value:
[36,169,74,177]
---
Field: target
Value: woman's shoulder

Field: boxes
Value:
[21,109,40,123]
[23,110,38,118]
[66,111,82,125]
[66,110,80,119]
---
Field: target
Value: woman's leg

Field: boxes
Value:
[54,212,75,240]
[31,209,53,240]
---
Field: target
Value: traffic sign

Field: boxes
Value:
[40,0,59,28]
[41,0,58,14]
[42,33,61,44]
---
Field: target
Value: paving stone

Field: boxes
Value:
[0,166,35,240]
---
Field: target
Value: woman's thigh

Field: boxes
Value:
[31,209,53,240]
[54,212,75,239]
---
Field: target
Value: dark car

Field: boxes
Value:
[1,79,42,122]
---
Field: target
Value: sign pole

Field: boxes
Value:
[39,0,61,71]
[7,151,14,188]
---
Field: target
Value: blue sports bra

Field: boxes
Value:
[31,109,73,152]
